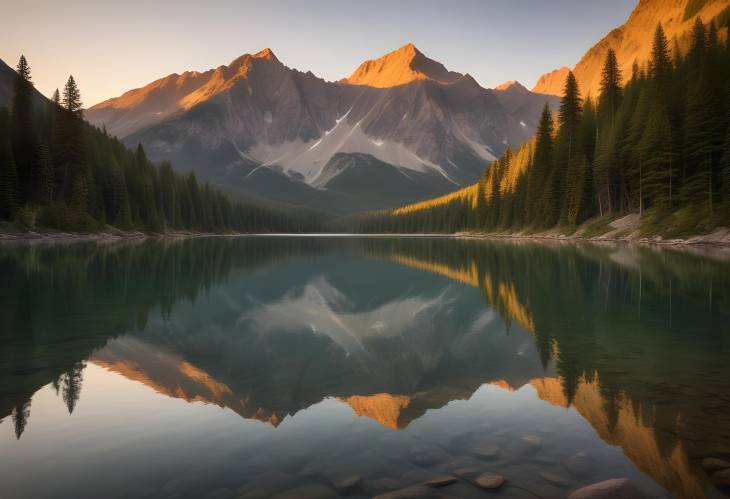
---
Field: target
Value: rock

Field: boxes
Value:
[711,469,730,487]
[702,457,730,472]
[565,451,597,479]
[474,473,506,489]
[423,476,457,488]
[452,467,480,480]
[270,484,340,499]
[373,485,441,499]
[332,474,363,494]
[472,444,500,460]
[568,478,643,499]
[538,471,573,487]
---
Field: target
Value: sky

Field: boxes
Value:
[1,0,637,107]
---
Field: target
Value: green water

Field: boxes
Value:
[1,237,729,499]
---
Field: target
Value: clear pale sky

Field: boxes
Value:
[1,0,637,107]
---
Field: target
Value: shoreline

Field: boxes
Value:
[2,219,729,251]
[0,228,221,245]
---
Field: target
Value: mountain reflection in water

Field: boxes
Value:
[0,237,729,499]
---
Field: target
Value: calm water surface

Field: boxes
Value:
[1,237,729,499]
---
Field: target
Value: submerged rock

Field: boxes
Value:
[568,478,642,499]
[423,476,457,488]
[474,473,506,489]
[452,467,480,480]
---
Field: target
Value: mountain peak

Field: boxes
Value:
[342,43,461,88]
[495,80,527,92]
[254,48,278,61]
[396,42,420,56]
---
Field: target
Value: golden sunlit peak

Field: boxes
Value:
[342,42,461,88]
[254,48,278,60]
[396,42,420,55]
[494,80,526,91]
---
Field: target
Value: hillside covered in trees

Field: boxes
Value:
[357,17,730,238]
[0,57,319,234]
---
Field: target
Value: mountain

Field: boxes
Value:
[86,45,557,214]
[533,0,730,96]
[0,58,49,110]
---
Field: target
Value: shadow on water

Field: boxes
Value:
[1,236,729,498]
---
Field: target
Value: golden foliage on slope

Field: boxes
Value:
[392,137,536,216]
[392,184,477,215]
[391,254,479,287]
[387,252,536,334]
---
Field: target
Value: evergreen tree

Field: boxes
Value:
[639,99,675,210]
[0,108,19,218]
[598,48,622,125]
[11,55,36,203]
[58,76,87,207]
[556,71,583,225]
[11,399,31,439]
[527,104,554,226]
[649,24,672,89]
[721,129,730,219]
[32,142,54,204]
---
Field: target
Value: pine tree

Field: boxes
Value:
[649,24,672,89]
[527,104,554,226]
[109,155,132,229]
[0,108,19,218]
[62,75,83,115]
[596,50,623,215]
[32,142,54,205]
[556,71,583,225]
[598,49,622,125]
[58,76,87,208]
[11,55,36,204]
[11,399,31,439]
[721,129,730,220]
[639,100,675,210]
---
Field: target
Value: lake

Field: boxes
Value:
[1,236,729,499]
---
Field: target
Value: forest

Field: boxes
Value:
[0,58,320,234]
[357,18,730,236]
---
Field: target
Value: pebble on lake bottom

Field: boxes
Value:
[567,478,643,499]
[474,473,506,489]
[423,476,458,488]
